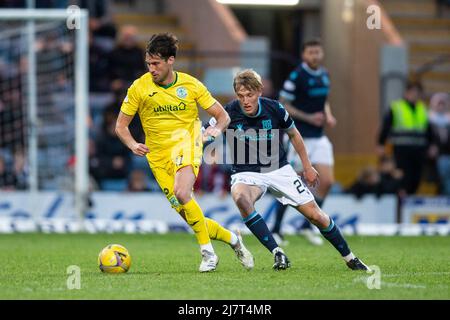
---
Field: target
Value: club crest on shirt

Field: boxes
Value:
[176,87,188,98]
[262,120,272,130]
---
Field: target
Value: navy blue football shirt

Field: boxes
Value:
[279,62,330,138]
[223,97,295,174]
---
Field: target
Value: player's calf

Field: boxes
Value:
[297,202,370,270]
[173,187,191,205]
[319,218,371,271]
[301,205,330,229]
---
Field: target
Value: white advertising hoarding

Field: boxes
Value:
[0,192,400,234]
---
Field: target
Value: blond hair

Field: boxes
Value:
[233,69,263,92]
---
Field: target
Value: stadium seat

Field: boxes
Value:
[100,179,128,191]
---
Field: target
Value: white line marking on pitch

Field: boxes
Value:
[353,276,427,289]
[383,272,450,278]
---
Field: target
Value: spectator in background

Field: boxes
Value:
[127,169,150,192]
[35,31,75,123]
[377,81,437,195]
[346,166,380,199]
[36,0,68,8]
[89,17,117,45]
[12,149,27,190]
[346,156,403,199]
[429,92,450,195]
[0,153,16,190]
[0,0,68,8]
[108,25,146,92]
[0,66,25,153]
[78,0,109,19]
[103,86,145,143]
[95,108,131,185]
[436,0,450,17]
[61,155,97,209]
[378,155,403,196]
[88,137,101,185]
[89,31,111,92]
[0,0,25,7]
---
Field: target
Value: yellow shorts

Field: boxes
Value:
[148,148,202,212]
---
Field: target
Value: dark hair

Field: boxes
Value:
[405,80,423,93]
[146,33,179,60]
[302,38,322,52]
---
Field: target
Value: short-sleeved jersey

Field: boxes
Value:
[224,97,295,174]
[121,71,216,165]
[279,62,330,138]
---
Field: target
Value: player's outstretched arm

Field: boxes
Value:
[203,102,230,141]
[115,111,149,157]
[286,126,319,186]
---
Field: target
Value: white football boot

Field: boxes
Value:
[231,230,254,270]
[199,250,219,272]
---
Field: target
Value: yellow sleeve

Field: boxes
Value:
[120,81,141,116]
[194,78,216,110]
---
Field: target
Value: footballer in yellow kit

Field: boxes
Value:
[121,71,210,193]
[115,33,254,272]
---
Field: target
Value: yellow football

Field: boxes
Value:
[98,244,131,273]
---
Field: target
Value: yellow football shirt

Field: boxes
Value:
[120,71,216,165]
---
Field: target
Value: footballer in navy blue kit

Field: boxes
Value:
[204,69,370,271]
[225,97,293,175]
[272,38,337,246]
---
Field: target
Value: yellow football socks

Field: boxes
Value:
[205,218,232,245]
[182,198,210,245]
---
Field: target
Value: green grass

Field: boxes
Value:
[0,233,449,299]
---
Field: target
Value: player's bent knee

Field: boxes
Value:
[312,212,330,229]
[304,206,329,228]
[173,187,191,205]
[232,192,253,214]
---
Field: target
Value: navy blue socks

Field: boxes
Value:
[244,211,278,253]
[319,219,351,257]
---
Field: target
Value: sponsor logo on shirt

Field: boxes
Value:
[153,102,187,113]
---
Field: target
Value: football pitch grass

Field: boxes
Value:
[0,233,449,300]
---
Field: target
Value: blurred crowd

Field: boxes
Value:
[1,0,450,198]
[0,0,232,194]
[437,0,450,17]
[347,88,450,199]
